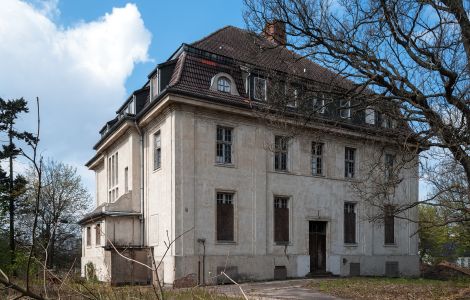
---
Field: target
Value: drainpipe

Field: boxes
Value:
[134,120,145,247]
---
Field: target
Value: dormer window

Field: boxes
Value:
[217,77,231,93]
[254,77,267,101]
[210,73,239,96]
[340,100,351,119]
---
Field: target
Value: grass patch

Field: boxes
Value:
[308,277,470,300]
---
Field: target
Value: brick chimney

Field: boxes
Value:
[264,21,286,46]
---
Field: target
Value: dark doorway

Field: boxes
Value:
[309,221,327,273]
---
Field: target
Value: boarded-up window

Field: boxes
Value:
[274,197,289,243]
[216,192,234,241]
[344,203,356,243]
[149,214,159,245]
[274,136,288,171]
[95,223,101,246]
[86,227,91,246]
[384,205,395,244]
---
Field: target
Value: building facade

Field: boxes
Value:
[80,25,420,285]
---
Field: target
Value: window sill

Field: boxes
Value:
[384,243,398,248]
[152,167,162,173]
[344,243,358,247]
[273,170,290,174]
[215,241,237,245]
[214,163,235,168]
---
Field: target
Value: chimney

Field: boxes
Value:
[263,20,286,46]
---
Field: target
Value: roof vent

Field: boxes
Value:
[263,20,286,46]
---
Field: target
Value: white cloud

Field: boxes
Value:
[0,0,152,195]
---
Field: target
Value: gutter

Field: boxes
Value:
[134,120,145,247]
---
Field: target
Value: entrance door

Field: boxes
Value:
[309,221,326,273]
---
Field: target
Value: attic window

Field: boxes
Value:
[217,77,231,93]
[210,73,239,96]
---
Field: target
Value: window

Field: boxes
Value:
[86,227,91,246]
[274,197,289,243]
[340,100,351,119]
[128,98,135,114]
[108,152,118,202]
[151,73,159,99]
[382,115,396,128]
[124,167,129,193]
[385,154,395,180]
[365,108,375,125]
[311,142,323,176]
[345,147,356,178]
[95,223,101,246]
[254,77,267,101]
[287,88,298,108]
[216,126,232,164]
[384,205,395,244]
[313,94,326,114]
[154,131,161,170]
[344,203,356,243]
[274,136,288,171]
[216,192,234,241]
[217,77,231,93]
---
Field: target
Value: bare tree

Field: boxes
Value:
[18,159,91,269]
[244,0,469,225]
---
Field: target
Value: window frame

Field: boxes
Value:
[95,223,102,247]
[274,136,289,172]
[253,77,267,101]
[86,226,91,247]
[217,76,231,93]
[153,130,162,171]
[344,147,356,178]
[344,202,357,244]
[384,205,395,245]
[274,196,290,244]
[385,153,395,180]
[311,142,324,176]
[108,152,119,202]
[340,99,351,119]
[313,94,327,114]
[216,126,233,165]
[216,191,235,242]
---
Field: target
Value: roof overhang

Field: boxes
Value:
[78,211,141,225]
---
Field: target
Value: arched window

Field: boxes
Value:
[217,77,231,93]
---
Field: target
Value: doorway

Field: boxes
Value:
[309,221,327,273]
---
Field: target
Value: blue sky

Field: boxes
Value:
[56,0,245,92]
[0,0,244,194]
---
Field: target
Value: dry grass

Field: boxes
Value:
[308,277,470,300]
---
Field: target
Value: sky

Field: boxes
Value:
[0,0,245,194]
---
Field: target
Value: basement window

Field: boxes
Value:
[274,197,289,244]
[216,192,234,242]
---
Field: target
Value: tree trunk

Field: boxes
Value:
[8,124,15,266]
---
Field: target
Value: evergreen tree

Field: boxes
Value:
[0,97,35,264]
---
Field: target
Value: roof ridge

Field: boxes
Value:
[190,25,239,46]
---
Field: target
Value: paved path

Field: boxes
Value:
[211,279,343,300]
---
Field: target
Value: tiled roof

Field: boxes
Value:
[191,26,352,88]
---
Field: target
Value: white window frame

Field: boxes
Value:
[313,94,326,114]
[216,126,233,164]
[217,76,231,93]
[154,131,161,171]
[345,147,356,178]
[311,142,324,176]
[254,77,267,101]
[340,100,351,119]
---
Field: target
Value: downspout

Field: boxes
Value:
[134,120,145,247]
